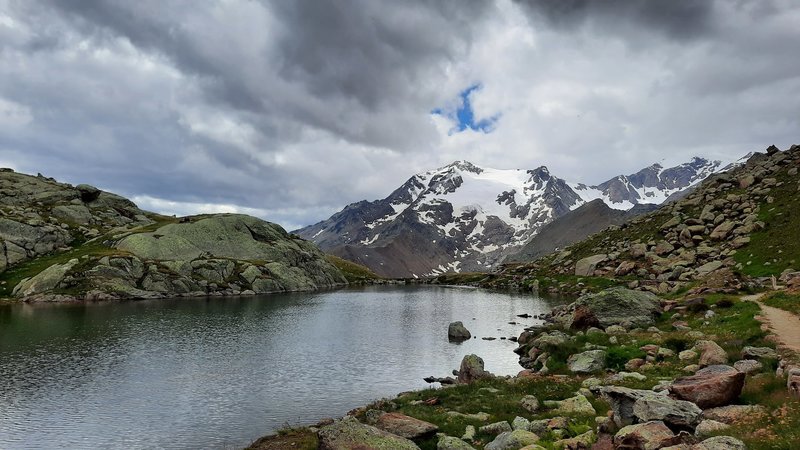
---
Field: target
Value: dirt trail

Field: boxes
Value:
[743,293,800,354]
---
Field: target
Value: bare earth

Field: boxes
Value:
[743,293,800,354]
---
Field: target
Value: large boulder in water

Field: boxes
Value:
[448,321,472,342]
[557,287,662,329]
[318,417,420,450]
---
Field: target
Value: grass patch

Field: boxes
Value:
[762,291,800,316]
[325,254,382,283]
[360,376,604,449]
[246,427,318,450]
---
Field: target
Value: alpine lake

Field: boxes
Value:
[0,285,560,449]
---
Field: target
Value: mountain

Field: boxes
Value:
[505,199,659,263]
[0,169,346,301]
[482,144,800,296]
[296,157,731,277]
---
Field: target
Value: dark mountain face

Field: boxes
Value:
[295,157,732,277]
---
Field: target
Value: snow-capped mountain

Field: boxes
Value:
[295,157,731,277]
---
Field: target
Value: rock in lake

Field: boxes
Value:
[448,321,472,342]
[317,417,419,450]
[375,413,438,440]
[669,365,745,409]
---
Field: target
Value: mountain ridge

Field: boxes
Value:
[296,156,736,277]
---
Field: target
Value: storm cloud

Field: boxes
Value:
[0,0,798,230]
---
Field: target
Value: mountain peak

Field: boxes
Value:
[443,160,483,174]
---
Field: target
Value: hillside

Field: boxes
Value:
[505,200,658,263]
[0,169,346,301]
[297,158,730,278]
[481,144,800,296]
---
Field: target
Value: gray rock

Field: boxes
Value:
[742,346,778,360]
[13,258,79,297]
[733,359,762,375]
[511,416,530,431]
[520,395,540,413]
[448,321,472,342]
[479,421,512,436]
[631,395,703,430]
[569,287,662,328]
[317,417,419,450]
[695,436,747,450]
[375,413,438,440]
[567,350,607,374]
[437,435,475,450]
[694,420,729,437]
[484,430,540,450]
[575,254,607,276]
[458,354,492,384]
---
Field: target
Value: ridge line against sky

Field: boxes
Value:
[0,0,798,230]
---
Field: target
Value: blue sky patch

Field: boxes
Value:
[432,83,500,134]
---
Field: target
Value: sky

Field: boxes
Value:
[0,0,798,231]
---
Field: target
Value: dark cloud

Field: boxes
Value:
[0,0,798,230]
[514,0,716,40]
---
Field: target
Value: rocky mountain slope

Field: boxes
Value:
[505,200,658,263]
[482,144,800,296]
[297,158,731,278]
[0,169,346,301]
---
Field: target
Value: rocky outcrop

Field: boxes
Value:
[0,169,153,275]
[669,365,745,409]
[486,144,800,296]
[551,287,662,329]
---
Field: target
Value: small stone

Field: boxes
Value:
[485,430,540,450]
[512,416,530,431]
[520,395,540,413]
[695,420,730,437]
[733,359,763,374]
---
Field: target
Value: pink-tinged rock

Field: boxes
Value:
[375,412,438,439]
[669,365,745,409]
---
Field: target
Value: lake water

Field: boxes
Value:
[0,285,557,449]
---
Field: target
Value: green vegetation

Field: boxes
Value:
[735,168,800,277]
[431,272,490,285]
[325,254,382,283]
[246,427,318,450]
[0,215,176,298]
[358,376,604,450]
[762,291,800,315]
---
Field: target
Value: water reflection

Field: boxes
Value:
[0,286,558,449]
